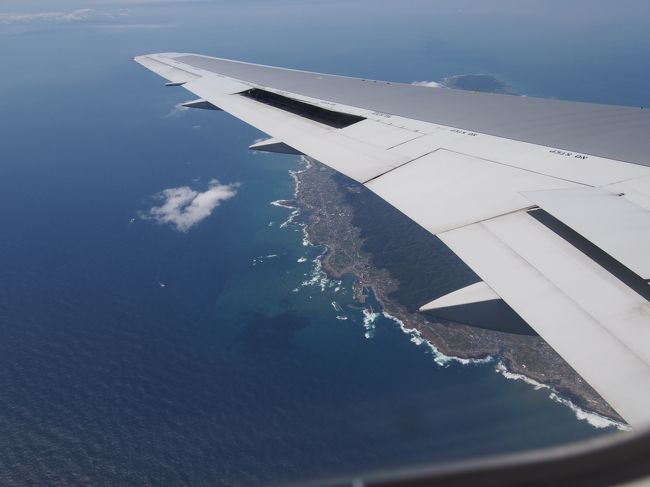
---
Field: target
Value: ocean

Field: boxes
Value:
[1,1,649,485]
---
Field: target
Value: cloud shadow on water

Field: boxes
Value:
[236,302,310,353]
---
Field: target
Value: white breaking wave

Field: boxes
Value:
[301,226,311,246]
[362,308,379,339]
[300,252,342,292]
[270,199,300,229]
[494,362,628,430]
[383,310,621,427]
[273,156,342,294]
[270,200,295,210]
[278,156,314,230]
[270,159,309,230]
[289,156,312,198]
[280,208,300,228]
[251,254,279,266]
[382,311,493,367]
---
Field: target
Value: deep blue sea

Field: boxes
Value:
[1,1,649,485]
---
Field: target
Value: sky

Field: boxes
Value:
[2,0,649,109]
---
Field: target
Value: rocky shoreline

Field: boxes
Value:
[290,157,626,429]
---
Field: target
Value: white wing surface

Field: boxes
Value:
[134,53,650,428]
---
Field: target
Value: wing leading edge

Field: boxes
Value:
[134,52,650,428]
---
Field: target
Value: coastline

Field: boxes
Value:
[286,156,627,430]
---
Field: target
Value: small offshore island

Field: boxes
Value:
[279,75,625,428]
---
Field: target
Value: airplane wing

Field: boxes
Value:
[134,52,650,428]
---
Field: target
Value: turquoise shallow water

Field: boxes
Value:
[1,1,649,485]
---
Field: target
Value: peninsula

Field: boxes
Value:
[291,157,624,426]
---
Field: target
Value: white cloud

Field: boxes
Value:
[0,9,102,24]
[142,179,239,232]
[93,22,173,30]
[163,101,190,118]
[0,8,175,32]
[411,80,443,88]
